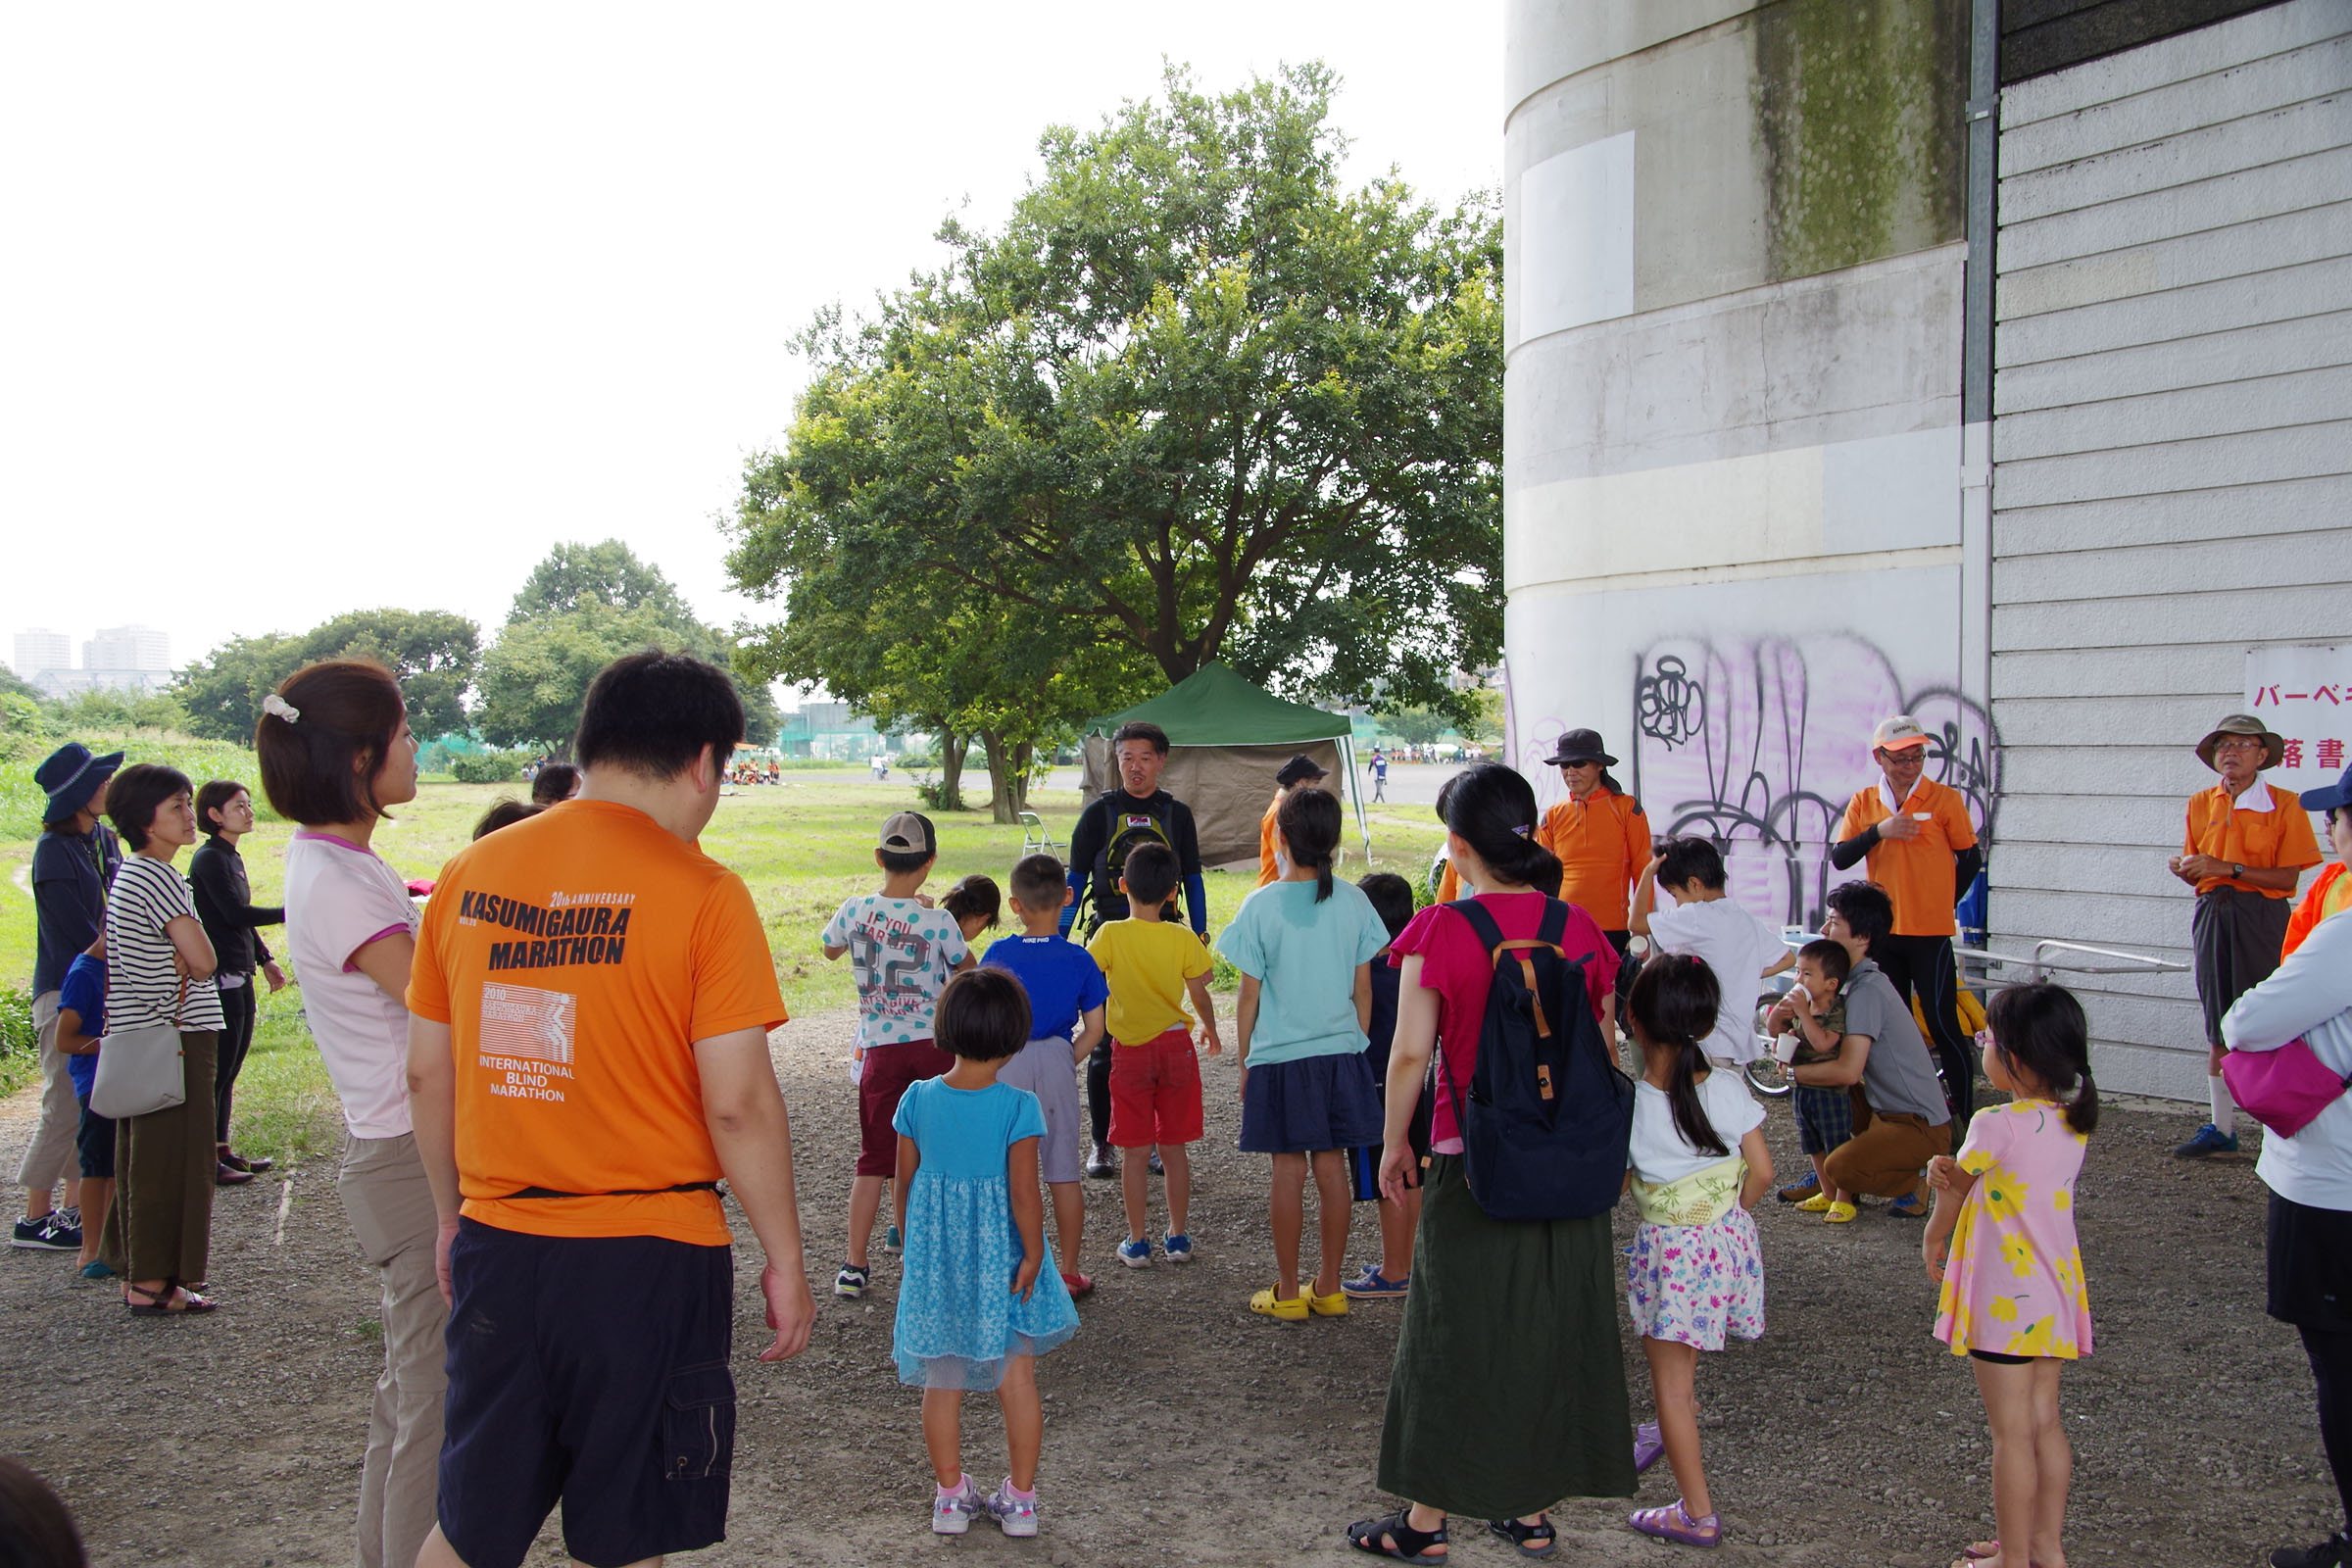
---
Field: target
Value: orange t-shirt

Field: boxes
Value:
[1837,776,1980,938]
[2283,861,2351,957]
[1435,858,1462,905]
[1255,793,1283,889]
[2182,783,2322,899]
[1535,789,1650,930]
[407,799,787,1247]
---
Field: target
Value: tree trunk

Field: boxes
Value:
[936,727,965,811]
[1008,740,1035,813]
[981,730,1020,825]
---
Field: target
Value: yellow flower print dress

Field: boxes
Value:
[1935,1099,2092,1359]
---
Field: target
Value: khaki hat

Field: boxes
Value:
[1872,714,1930,753]
[877,811,936,857]
[2196,714,2283,772]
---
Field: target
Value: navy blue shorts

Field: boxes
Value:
[74,1092,115,1180]
[1239,1051,1384,1154]
[1793,1084,1856,1156]
[438,1219,735,1568]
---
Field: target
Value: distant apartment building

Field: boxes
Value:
[11,629,70,681]
[14,622,175,698]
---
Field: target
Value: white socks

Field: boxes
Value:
[2209,1075,2236,1137]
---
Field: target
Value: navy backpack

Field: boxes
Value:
[1437,897,1635,1222]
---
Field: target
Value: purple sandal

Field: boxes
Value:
[1629,1499,1720,1547]
[1634,1421,1664,1475]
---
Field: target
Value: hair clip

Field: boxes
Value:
[262,692,301,724]
[1511,823,1530,837]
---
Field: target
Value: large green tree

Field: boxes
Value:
[729,62,1502,736]
[478,541,781,755]
[174,609,479,742]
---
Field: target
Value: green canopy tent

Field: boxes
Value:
[1081,662,1370,867]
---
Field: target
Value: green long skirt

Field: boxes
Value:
[1376,1154,1636,1518]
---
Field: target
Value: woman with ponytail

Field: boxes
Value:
[1345,764,1628,1565]
[1217,787,1390,1321]
[1922,980,2098,1568]
[1619,955,1772,1547]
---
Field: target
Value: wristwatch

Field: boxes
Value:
[2231,862,2245,880]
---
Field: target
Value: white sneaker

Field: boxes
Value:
[932,1477,984,1536]
[986,1481,1040,1538]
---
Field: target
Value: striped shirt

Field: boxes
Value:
[105,855,226,1034]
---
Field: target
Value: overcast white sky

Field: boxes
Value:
[0,4,1502,683]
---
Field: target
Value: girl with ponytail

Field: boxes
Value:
[1342,764,1628,1564]
[1618,955,1772,1548]
[1924,980,2097,1568]
[1217,786,1390,1320]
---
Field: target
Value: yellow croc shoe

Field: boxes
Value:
[1824,1200,1860,1224]
[1250,1287,1309,1321]
[1794,1192,1834,1212]
[1308,1288,1349,1317]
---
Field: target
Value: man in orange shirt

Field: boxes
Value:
[407,651,817,1568]
[1830,714,1984,1141]
[2168,714,2322,1160]
[1257,755,1329,888]
[1535,729,1651,1023]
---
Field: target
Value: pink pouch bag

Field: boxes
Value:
[2223,1039,2352,1139]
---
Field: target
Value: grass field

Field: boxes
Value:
[1,754,1448,1156]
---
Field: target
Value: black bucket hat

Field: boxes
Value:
[1542,728,1617,768]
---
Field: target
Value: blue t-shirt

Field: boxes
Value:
[982,933,1108,1043]
[1214,879,1391,1067]
[57,953,107,1099]
[892,1076,1047,1177]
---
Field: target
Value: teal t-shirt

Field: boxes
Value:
[1215,879,1391,1066]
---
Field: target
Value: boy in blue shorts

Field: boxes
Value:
[1344,873,1423,1299]
[1086,843,1221,1267]
[53,941,113,1278]
[1769,938,1859,1221]
[823,810,973,1298]
[983,854,1107,1300]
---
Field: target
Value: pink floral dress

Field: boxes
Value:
[1935,1099,2093,1359]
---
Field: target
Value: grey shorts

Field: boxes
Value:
[997,1035,1085,1185]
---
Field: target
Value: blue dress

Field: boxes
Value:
[891,1077,1079,1389]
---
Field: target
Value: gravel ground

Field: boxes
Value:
[0,1004,2339,1567]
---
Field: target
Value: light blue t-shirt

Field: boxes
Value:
[1215,878,1390,1066]
[893,1076,1047,1176]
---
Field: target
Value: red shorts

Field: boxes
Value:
[857,1040,953,1177]
[1107,1028,1202,1149]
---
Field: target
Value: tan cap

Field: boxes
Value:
[878,811,936,856]
[2195,714,2283,772]
[1872,714,1930,753]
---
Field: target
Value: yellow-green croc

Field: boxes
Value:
[1308,1289,1349,1317]
[1250,1287,1309,1321]
[1824,1200,1860,1224]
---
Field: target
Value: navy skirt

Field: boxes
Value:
[1240,1051,1384,1153]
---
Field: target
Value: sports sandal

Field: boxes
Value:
[1348,1510,1448,1564]
[1824,1200,1860,1223]
[1634,1420,1665,1474]
[126,1284,217,1316]
[1250,1287,1309,1322]
[1960,1544,1999,1561]
[1629,1499,1720,1546]
[1487,1515,1558,1558]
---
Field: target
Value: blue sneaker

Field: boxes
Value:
[882,1223,903,1254]
[1162,1233,1194,1264]
[1887,1192,1928,1219]
[1342,1266,1407,1300]
[1116,1237,1154,1269]
[2175,1122,2240,1159]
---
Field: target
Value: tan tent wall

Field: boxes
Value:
[1080,738,1348,868]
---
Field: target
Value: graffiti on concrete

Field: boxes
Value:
[1619,635,1997,929]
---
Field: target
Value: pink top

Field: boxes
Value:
[284,831,420,1140]
[1389,892,1618,1150]
[1934,1098,2093,1359]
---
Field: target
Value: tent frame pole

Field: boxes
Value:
[1341,736,1371,858]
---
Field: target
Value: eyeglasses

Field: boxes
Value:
[2214,740,2265,755]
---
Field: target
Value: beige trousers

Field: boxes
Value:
[13,992,80,1195]
[337,1133,448,1568]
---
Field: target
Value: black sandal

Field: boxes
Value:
[125,1284,217,1316]
[1348,1511,1448,1564]
[1488,1516,1557,1558]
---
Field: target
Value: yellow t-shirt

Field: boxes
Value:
[1087,917,1211,1045]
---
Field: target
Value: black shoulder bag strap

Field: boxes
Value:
[1435,898,1508,1143]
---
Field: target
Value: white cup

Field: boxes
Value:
[1773,1033,1802,1064]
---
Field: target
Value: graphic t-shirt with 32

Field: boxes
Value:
[823,894,970,1051]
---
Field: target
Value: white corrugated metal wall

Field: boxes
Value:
[1988,0,2352,1098]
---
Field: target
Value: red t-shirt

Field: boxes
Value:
[1389,892,1618,1149]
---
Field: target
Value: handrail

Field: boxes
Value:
[1952,940,2188,983]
